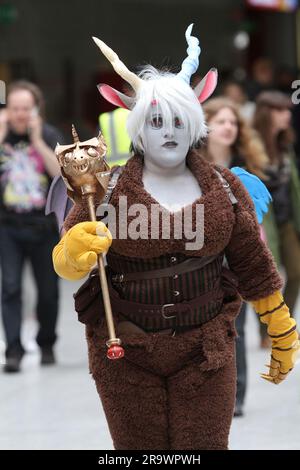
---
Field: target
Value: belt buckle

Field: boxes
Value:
[161,303,177,320]
[112,273,124,283]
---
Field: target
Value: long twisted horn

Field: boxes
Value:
[92,36,142,92]
[177,24,201,84]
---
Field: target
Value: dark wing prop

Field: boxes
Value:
[45,176,74,233]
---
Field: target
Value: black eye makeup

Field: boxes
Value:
[149,114,163,129]
[174,116,184,128]
[147,114,184,130]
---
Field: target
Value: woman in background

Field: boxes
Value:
[202,97,270,417]
[254,91,300,320]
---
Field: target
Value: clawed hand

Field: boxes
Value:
[261,341,300,384]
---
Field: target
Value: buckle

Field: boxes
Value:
[161,303,177,320]
[111,273,124,283]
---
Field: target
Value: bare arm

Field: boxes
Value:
[29,115,60,178]
[32,138,60,177]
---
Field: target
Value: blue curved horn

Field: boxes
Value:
[177,24,201,84]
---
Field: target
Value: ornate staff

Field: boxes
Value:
[55,125,124,360]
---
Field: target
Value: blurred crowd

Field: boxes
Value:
[0,55,300,422]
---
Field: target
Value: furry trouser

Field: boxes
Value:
[86,313,237,450]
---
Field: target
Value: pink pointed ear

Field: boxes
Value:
[194,68,218,104]
[97,83,135,110]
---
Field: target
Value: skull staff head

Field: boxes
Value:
[55,125,110,203]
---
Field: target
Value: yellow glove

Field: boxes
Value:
[52,221,112,281]
[251,290,300,385]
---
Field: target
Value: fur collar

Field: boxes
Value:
[109,149,236,258]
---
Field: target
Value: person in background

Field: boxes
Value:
[222,80,255,123]
[276,65,298,97]
[0,80,62,372]
[202,97,270,417]
[246,57,274,102]
[98,82,133,167]
[254,90,300,323]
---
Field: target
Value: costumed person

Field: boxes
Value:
[50,26,299,450]
[202,96,270,416]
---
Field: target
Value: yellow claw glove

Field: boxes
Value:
[251,290,300,385]
[52,221,112,281]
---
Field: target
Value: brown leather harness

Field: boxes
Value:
[73,165,239,334]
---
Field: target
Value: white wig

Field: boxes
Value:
[126,66,208,153]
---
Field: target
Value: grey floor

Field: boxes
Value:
[0,264,299,450]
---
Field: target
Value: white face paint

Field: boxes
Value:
[142,104,190,169]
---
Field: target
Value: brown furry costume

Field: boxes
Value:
[64,149,282,450]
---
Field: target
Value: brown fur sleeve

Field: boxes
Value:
[63,203,90,233]
[221,167,283,301]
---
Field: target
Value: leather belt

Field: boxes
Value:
[74,255,233,331]
[110,254,219,283]
[105,274,224,331]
